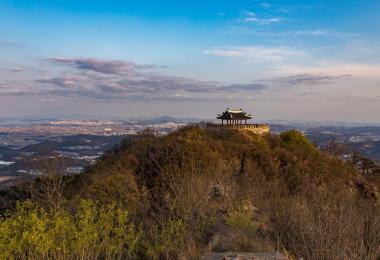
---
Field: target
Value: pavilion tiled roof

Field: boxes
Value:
[217,108,252,120]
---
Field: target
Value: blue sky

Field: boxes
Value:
[1,0,380,122]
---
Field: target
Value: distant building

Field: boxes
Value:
[214,108,270,135]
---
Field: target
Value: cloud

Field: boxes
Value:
[281,64,380,79]
[8,66,31,72]
[10,53,377,102]
[0,41,25,48]
[47,57,159,75]
[273,74,352,85]
[25,56,268,100]
[37,97,54,102]
[220,83,266,91]
[204,45,305,63]
[0,83,9,89]
[203,44,380,79]
[225,25,358,40]
[35,73,266,100]
[0,82,41,96]
[259,2,292,13]
[241,11,284,25]
[260,3,273,9]
[36,76,82,89]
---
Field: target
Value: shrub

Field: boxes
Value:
[0,200,142,260]
[225,200,258,250]
[280,130,318,155]
[271,193,380,259]
[146,216,189,259]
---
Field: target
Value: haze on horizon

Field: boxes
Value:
[1,0,379,123]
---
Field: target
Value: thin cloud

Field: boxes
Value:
[0,82,41,96]
[282,64,380,79]
[220,83,266,91]
[47,57,159,75]
[259,2,292,13]
[204,45,305,63]
[8,66,32,72]
[36,76,83,89]
[0,41,25,48]
[226,26,358,39]
[203,45,380,79]
[241,11,284,25]
[273,74,352,85]
[261,3,273,9]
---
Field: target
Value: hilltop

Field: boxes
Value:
[0,126,379,259]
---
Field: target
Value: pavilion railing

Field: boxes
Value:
[204,123,270,129]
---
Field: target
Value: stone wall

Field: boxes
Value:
[206,123,271,135]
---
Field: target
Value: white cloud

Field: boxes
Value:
[261,3,273,9]
[241,11,284,25]
[226,26,358,39]
[282,64,380,79]
[204,44,380,80]
[204,45,306,63]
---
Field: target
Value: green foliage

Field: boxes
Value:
[146,216,188,259]
[225,200,258,250]
[280,130,318,155]
[85,172,140,207]
[0,200,142,260]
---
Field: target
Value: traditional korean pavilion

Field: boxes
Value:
[214,108,270,135]
[217,108,252,125]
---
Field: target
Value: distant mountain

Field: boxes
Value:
[133,115,202,124]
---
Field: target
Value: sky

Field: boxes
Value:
[0,0,380,122]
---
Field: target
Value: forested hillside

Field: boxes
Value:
[1,126,379,259]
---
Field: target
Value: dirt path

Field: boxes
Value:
[202,252,287,260]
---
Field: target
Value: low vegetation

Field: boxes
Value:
[1,126,379,259]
